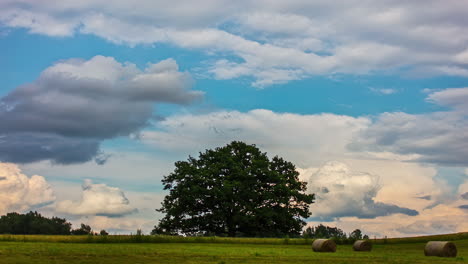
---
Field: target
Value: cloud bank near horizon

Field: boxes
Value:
[140,87,468,167]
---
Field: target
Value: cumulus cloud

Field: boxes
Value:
[137,103,466,184]
[0,55,201,164]
[49,179,165,233]
[2,1,468,85]
[56,179,136,217]
[139,96,468,168]
[0,162,55,214]
[306,161,418,220]
[140,109,370,167]
[73,192,165,234]
[304,165,468,237]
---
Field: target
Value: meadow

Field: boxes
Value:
[0,233,467,264]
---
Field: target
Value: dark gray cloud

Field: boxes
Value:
[416,195,432,200]
[0,133,100,164]
[359,201,418,218]
[459,205,468,210]
[462,192,468,200]
[310,200,418,221]
[94,153,112,165]
[0,56,202,164]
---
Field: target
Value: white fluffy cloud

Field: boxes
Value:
[2,1,468,86]
[0,162,55,214]
[56,179,136,216]
[76,191,165,234]
[141,85,468,168]
[306,161,418,219]
[140,109,370,167]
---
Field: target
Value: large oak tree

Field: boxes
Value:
[153,141,314,237]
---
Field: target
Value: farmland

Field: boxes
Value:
[0,234,467,264]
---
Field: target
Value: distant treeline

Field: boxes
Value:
[1,232,467,245]
[0,212,367,241]
[0,212,103,235]
[302,224,368,241]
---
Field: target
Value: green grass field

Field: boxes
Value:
[0,234,467,264]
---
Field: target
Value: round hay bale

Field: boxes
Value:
[424,241,457,257]
[353,240,372,251]
[312,239,336,252]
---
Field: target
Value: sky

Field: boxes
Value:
[1,0,468,237]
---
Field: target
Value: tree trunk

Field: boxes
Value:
[226,213,236,237]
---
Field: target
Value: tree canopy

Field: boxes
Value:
[349,229,363,240]
[71,223,93,235]
[0,212,99,235]
[303,225,369,241]
[303,224,347,239]
[153,141,314,237]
